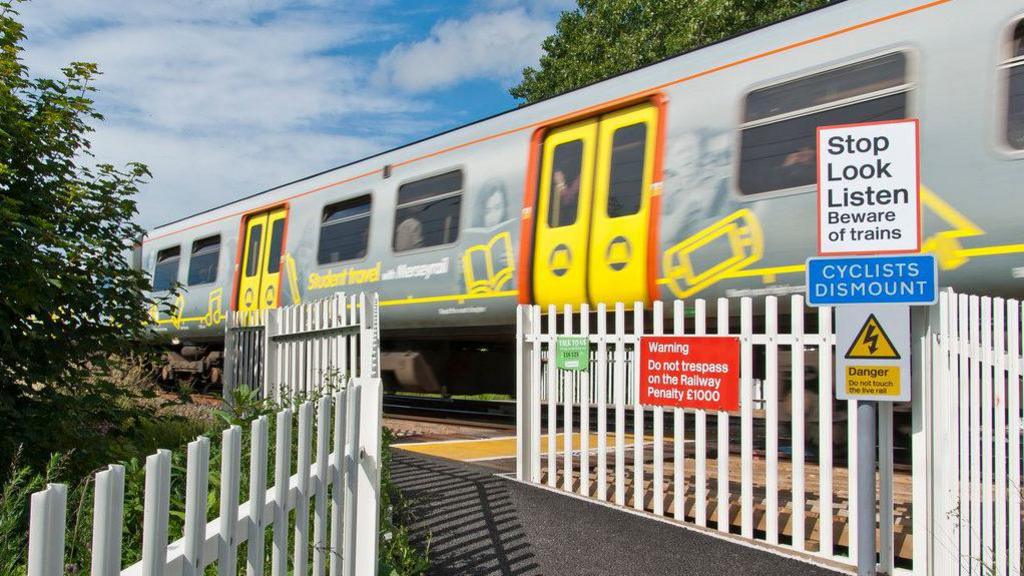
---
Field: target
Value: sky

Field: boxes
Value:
[17,0,574,230]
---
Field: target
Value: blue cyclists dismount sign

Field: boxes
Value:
[805,254,938,306]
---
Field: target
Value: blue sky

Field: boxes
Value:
[17,0,573,229]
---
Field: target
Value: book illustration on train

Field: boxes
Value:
[462,232,515,295]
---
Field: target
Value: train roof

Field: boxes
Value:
[148,0,853,234]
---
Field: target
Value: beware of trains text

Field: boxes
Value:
[817,119,920,255]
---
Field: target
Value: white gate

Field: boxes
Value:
[224,292,380,400]
[516,295,910,572]
[27,380,383,576]
[927,291,1023,576]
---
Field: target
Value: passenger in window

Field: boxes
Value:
[781,146,815,180]
[552,169,580,226]
[395,217,424,251]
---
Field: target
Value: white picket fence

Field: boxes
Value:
[516,296,910,572]
[28,381,383,576]
[224,293,380,401]
[28,292,384,576]
[927,291,1023,576]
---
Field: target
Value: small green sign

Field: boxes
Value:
[556,336,590,371]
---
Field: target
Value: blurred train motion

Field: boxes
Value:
[135,0,1024,395]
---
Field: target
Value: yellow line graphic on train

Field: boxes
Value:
[150,288,225,329]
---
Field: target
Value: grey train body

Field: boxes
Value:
[138,0,1024,392]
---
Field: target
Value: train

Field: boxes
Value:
[135,0,1024,393]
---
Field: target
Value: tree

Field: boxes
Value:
[510,0,832,104]
[0,1,156,472]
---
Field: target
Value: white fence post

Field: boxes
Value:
[92,465,125,576]
[183,437,210,576]
[27,484,66,576]
[247,416,269,576]
[142,449,172,576]
[218,426,242,576]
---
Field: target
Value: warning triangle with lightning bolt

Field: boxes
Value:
[845,314,901,360]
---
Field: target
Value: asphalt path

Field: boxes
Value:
[390,450,850,576]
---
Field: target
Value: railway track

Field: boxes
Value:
[382,394,516,427]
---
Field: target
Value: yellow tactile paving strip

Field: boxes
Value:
[395,433,642,462]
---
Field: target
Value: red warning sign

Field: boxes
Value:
[639,336,740,411]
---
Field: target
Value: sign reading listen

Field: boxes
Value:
[639,336,740,411]
[817,119,920,255]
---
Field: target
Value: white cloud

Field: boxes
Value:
[374,8,550,93]
[15,0,424,229]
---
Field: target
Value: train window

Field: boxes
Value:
[739,52,909,195]
[152,246,180,291]
[547,140,584,227]
[265,218,285,274]
[187,235,220,286]
[318,195,371,264]
[244,224,262,277]
[1005,20,1024,149]
[393,170,462,252]
[606,123,647,218]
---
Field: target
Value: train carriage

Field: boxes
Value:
[137,0,1024,392]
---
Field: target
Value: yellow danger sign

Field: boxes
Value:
[845,313,901,360]
[845,365,901,397]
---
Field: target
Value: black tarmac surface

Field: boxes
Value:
[390,450,850,576]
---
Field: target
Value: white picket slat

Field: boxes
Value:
[716,298,730,535]
[217,426,242,576]
[183,437,210,576]
[790,295,806,552]
[694,298,707,527]
[652,300,664,516]
[632,301,644,512]
[92,465,125,576]
[28,484,66,576]
[248,416,269,576]
[765,296,779,544]
[672,300,685,523]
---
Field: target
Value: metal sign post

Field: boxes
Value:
[812,118,929,576]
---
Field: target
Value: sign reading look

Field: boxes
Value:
[817,119,920,255]
[639,336,740,411]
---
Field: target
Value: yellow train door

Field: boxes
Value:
[237,207,288,312]
[531,119,598,308]
[588,104,658,306]
[531,103,658,308]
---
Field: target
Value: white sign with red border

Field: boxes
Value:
[817,119,920,256]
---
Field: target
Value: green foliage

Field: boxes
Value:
[510,0,832,103]
[378,428,430,576]
[0,0,159,473]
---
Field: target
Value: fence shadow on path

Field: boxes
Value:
[390,451,540,576]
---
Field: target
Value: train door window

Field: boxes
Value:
[244,224,263,277]
[738,52,910,195]
[152,246,180,291]
[547,140,584,227]
[266,218,285,274]
[1005,20,1024,149]
[318,195,371,264]
[393,170,462,252]
[605,123,647,218]
[187,235,220,286]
